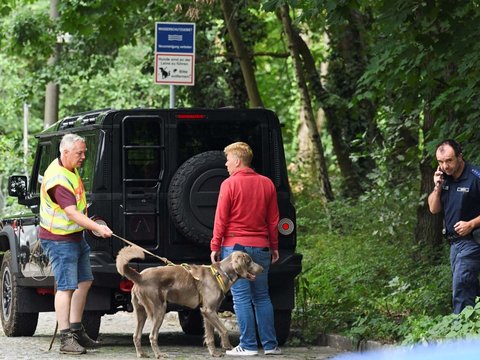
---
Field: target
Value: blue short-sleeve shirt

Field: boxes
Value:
[441,162,480,235]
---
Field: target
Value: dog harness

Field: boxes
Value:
[209,264,233,294]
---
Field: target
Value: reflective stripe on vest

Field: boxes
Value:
[39,159,87,235]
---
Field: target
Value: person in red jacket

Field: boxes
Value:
[210,142,281,356]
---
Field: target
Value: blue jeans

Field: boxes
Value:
[450,239,480,314]
[40,238,93,291]
[221,246,278,351]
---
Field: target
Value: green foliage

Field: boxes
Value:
[403,301,480,344]
[60,43,170,113]
[0,53,43,211]
[0,131,40,213]
[292,183,452,343]
[55,0,155,78]
[359,0,480,156]
[1,3,54,69]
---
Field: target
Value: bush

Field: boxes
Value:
[292,185,453,344]
[402,301,480,344]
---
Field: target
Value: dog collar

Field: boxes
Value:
[218,264,234,283]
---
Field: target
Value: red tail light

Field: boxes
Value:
[175,114,207,119]
[278,218,294,235]
[36,288,55,295]
[119,279,134,292]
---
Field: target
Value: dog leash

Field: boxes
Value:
[111,233,174,266]
[112,233,202,281]
[46,284,58,352]
[90,218,174,266]
[46,322,58,351]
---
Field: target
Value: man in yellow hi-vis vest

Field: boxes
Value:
[40,134,112,355]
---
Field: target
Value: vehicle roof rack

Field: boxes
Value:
[58,109,113,130]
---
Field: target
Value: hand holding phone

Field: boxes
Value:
[434,166,445,188]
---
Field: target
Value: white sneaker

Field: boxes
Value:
[264,347,282,355]
[226,345,258,356]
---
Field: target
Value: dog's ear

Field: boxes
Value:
[231,252,249,278]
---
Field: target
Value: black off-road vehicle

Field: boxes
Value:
[1,108,301,344]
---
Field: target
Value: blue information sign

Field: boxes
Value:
[156,22,195,54]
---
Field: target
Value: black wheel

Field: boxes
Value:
[82,311,102,340]
[1,250,38,336]
[178,309,204,335]
[274,309,292,346]
[168,151,228,246]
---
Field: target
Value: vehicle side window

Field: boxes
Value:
[33,142,53,194]
[33,136,96,194]
[77,134,97,193]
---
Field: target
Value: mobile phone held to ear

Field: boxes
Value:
[435,167,445,187]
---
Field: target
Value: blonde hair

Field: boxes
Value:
[224,142,253,166]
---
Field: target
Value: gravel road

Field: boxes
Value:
[0,311,344,359]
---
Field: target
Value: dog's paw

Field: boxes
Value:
[154,352,168,358]
[221,343,233,350]
[137,353,149,358]
[210,350,224,357]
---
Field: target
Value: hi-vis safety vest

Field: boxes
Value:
[39,159,87,235]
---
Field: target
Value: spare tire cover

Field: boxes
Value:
[168,151,228,246]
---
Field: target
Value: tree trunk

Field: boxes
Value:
[325,9,380,180]
[294,30,363,198]
[415,108,443,247]
[297,106,313,167]
[280,4,333,201]
[220,0,263,108]
[44,0,60,128]
[224,40,250,108]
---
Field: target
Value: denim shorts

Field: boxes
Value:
[40,238,94,291]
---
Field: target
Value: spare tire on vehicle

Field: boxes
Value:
[168,151,228,246]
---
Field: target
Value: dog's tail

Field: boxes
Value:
[115,246,144,283]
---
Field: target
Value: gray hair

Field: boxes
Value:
[59,133,85,152]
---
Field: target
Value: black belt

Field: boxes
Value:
[446,233,472,244]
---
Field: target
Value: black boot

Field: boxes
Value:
[71,325,100,349]
[60,331,86,355]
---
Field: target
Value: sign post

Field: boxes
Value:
[155,22,196,108]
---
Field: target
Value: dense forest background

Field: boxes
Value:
[2,0,480,343]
